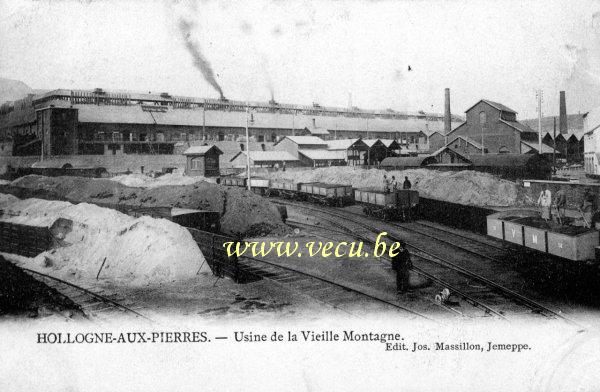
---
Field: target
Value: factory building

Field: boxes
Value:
[0,88,462,159]
[435,99,538,155]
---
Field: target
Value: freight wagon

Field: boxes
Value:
[355,188,419,221]
[298,182,354,206]
[487,210,599,261]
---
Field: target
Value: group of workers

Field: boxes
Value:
[383,174,411,193]
[537,185,598,228]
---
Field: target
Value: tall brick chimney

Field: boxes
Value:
[559,91,567,134]
[444,88,451,135]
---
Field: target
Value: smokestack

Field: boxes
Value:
[444,88,451,144]
[559,91,567,134]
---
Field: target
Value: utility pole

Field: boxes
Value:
[536,90,543,154]
[245,102,251,191]
[481,122,484,155]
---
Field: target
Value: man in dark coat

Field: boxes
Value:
[391,243,412,293]
[403,176,412,190]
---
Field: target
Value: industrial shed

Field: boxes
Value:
[298,149,347,167]
[468,153,551,180]
[183,145,223,177]
[380,156,436,169]
[229,150,300,168]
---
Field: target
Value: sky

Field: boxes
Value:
[1,0,600,119]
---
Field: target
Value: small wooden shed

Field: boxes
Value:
[183,145,223,177]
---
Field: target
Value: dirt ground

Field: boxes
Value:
[7,175,289,237]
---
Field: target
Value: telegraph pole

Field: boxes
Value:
[536,90,543,154]
[246,102,251,191]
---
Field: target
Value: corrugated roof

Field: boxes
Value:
[469,153,546,167]
[183,145,223,155]
[380,156,432,167]
[379,139,401,148]
[244,151,298,162]
[362,139,385,148]
[500,119,535,133]
[283,136,328,146]
[327,139,362,150]
[305,126,330,135]
[298,149,347,160]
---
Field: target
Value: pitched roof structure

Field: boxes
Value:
[183,145,223,155]
[464,99,518,114]
[230,150,298,162]
[277,136,328,146]
[298,149,347,161]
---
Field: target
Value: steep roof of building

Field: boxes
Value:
[464,99,518,114]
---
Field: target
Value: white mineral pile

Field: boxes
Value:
[0,194,208,286]
[110,172,206,188]
[264,167,521,207]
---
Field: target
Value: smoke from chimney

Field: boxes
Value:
[177,18,225,100]
[444,88,451,136]
[559,91,567,134]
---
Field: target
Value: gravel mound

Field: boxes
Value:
[10,175,288,237]
[0,194,207,286]
[265,167,522,207]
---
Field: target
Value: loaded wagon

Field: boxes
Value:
[220,176,247,188]
[249,177,270,196]
[355,188,419,221]
[269,179,299,198]
[298,182,354,206]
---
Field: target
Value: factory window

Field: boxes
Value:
[479,111,486,126]
[218,132,224,141]
[258,135,265,142]
[271,132,277,142]
[156,133,165,142]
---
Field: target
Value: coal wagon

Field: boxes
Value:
[355,188,419,221]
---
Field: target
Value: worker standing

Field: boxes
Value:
[554,187,567,223]
[537,186,552,222]
[580,188,597,228]
[403,176,412,190]
[383,174,391,194]
[391,175,399,191]
[391,243,412,293]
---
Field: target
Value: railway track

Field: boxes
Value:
[21,267,151,322]
[237,256,434,321]
[276,199,582,326]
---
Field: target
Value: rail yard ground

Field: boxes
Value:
[1,168,600,328]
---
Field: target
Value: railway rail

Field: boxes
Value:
[21,267,151,322]
[238,256,434,321]
[275,199,582,326]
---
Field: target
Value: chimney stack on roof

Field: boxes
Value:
[559,91,567,134]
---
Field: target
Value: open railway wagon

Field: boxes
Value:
[248,177,270,196]
[487,210,599,261]
[220,176,247,188]
[298,182,354,207]
[355,188,419,221]
[268,179,298,198]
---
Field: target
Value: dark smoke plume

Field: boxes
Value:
[177,18,225,99]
